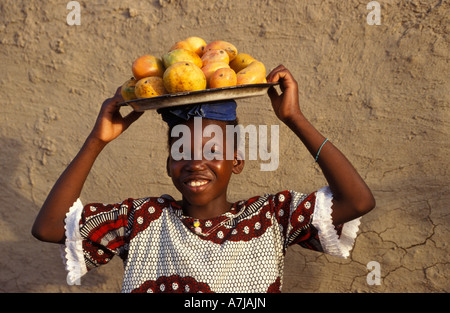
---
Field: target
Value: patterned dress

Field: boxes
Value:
[61,186,360,293]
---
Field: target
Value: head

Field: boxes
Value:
[166,117,244,208]
[159,101,244,208]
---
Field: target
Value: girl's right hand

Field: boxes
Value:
[89,87,143,144]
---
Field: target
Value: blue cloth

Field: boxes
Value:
[158,100,237,128]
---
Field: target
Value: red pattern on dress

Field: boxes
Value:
[267,277,281,293]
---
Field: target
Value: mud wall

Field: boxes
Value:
[0,0,448,292]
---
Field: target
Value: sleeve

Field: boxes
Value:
[311,186,361,259]
[60,198,133,284]
[272,186,360,259]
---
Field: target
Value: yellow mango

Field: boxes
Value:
[185,36,207,57]
[120,77,138,101]
[163,61,206,93]
[134,76,167,98]
[236,61,266,85]
[230,53,256,73]
[162,49,203,69]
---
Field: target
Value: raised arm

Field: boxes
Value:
[32,88,143,243]
[267,65,375,226]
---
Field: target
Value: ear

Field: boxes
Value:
[166,156,171,177]
[232,150,245,174]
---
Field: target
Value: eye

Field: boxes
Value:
[204,144,223,160]
[171,146,192,161]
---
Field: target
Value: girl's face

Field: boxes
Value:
[167,119,244,210]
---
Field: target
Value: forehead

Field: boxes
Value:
[169,118,232,144]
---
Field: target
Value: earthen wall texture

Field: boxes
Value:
[1,0,448,292]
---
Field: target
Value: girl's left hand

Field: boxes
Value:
[266,65,302,125]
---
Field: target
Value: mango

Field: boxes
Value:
[185,36,207,57]
[162,49,203,69]
[163,61,207,93]
[236,61,266,85]
[132,55,165,80]
[204,41,238,61]
[169,40,192,52]
[201,62,230,87]
[169,37,207,57]
[201,49,229,66]
[230,53,256,73]
[121,77,138,101]
[209,68,237,89]
[134,76,167,98]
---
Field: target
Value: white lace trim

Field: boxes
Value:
[59,198,87,284]
[312,186,361,259]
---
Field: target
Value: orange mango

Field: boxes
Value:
[169,40,192,52]
[201,62,230,87]
[132,55,165,80]
[209,68,237,88]
[201,49,230,66]
[204,40,238,61]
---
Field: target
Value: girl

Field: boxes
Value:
[32,65,375,293]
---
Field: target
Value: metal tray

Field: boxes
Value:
[118,82,278,111]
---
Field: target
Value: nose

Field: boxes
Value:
[185,159,207,171]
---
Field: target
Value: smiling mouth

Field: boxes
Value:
[185,180,210,187]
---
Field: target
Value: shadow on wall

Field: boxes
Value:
[0,136,120,292]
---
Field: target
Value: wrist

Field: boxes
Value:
[84,135,108,153]
[282,112,308,129]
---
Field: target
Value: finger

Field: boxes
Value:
[112,87,125,103]
[268,70,289,87]
[267,86,279,99]
[266,64,287,82]
[273,69,297,92]
[267,86,282,106]
[123,110,144,130]
[269,71,287,93]
[101,88,125,112]
[101,98,121,116]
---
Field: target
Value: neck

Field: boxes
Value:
[180,197,232,220]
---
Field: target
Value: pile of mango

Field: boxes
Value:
[121,37,267,101]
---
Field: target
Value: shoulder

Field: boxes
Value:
[236,190,311,208]
[126,195,177,240]
[131,194,176,209]
[82,195,176,218]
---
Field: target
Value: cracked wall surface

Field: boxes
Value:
[1,0,448,292]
